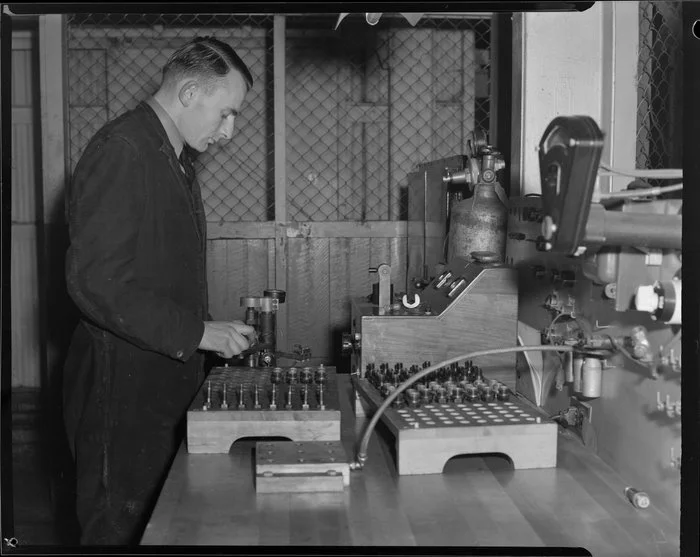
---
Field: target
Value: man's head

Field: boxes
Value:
[157,37,253,152]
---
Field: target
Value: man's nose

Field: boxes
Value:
[218,115,235,141]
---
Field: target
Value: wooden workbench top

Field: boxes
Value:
[141,375,679,555]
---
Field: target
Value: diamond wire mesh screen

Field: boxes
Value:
[66,14,275,222]
[285,14,491,222]
[636,1,682,176]
[65,14,492,223]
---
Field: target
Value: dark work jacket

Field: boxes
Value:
[63,102,208,471]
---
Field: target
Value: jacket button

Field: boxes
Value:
[176,350,184,359]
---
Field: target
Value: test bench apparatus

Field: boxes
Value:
[338,130,563,476]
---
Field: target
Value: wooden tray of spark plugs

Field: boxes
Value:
[187,365,341,453]
[352,361,557,475]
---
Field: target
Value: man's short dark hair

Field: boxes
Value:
[162,36,254,92]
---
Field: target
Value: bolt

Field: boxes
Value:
[603,283,617,299]
[541,216,557,240]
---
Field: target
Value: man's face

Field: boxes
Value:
[181,70,248,152]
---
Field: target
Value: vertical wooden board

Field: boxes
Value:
[286,238,331,360]
[267,238,276,290]
[370,237,407,294]
[225,240,249,322]
[328,238,372,361]
[390,237,408,294]
[389,28,433,221]
[245,239,270,295]
[11,225,41,388]
[11,117,37,223]
[11,48,34,106]
[207,239,229,321]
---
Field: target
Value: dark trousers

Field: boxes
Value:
[64,321,201,546]
[73,420,182,545]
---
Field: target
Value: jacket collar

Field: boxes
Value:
[145,97,185,159]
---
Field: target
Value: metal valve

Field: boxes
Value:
[341,332,361,357]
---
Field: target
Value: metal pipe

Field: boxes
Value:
[584,204,682,250]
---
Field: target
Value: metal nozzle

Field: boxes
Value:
[443,169,470,185]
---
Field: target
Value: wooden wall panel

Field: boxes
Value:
[369,237,408,295]
[286,238,331,359]
[328,238,372,363]
[207,239,272,322]
[12,32,42,389]
[11,226,42,388]
[11,115,37,224]
[11,46,34,106]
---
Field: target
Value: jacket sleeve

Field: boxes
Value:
[65,134,204,361]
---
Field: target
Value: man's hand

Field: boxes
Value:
[199,321,256,359]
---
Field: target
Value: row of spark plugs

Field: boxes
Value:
[202,366,328,411]
[387,378,511,409]
[366,361,486,391]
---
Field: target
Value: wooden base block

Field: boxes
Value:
[187,366,342,454]
[256,472,345,493]
[187,418,340,454]
[255,440,350,493]
[353,377,558,475]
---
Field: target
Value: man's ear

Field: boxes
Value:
[178,80,199,107]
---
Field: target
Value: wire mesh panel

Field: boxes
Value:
[65,13,492,224]
[284,14,491,222]
[636,1,683,173]
[66,14,275,222]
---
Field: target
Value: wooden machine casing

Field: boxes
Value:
[349,258,519,390]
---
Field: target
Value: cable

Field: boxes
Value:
[598,163,682,180]
[352,344,575,468]
[598,183,683,200]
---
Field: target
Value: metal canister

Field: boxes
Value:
[581,358,603,398]
[624,487,650,509]
[286,367,298,384]
[572,357,584,393]
[496,384,510,402]
[447,182,508,263]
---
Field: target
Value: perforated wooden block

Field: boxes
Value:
[353,377,558,475]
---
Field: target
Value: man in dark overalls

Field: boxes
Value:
[63,37,256,546]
